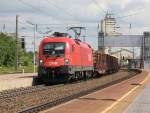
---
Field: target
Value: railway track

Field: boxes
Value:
[0,70,140,113]
[0,84,64,100]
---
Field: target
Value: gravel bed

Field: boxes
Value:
[0,70,138,113]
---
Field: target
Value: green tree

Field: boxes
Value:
[19,51,34,66]
[0,33,16,66]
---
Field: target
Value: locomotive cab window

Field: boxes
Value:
[43,42,66,57]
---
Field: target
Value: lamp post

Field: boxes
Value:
[15,15,19,71]
[26,21,37,73]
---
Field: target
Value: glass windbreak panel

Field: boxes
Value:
[43,42,65,57]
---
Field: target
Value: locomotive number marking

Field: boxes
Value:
[49,62,58,65]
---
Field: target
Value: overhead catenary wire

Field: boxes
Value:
[6,0,103,31]
[17,0,64,23]
[114,9,144,30]
[45,0,80,22]
[3,0,144,35]
[90,0,144,29]
[106,0,115,14]
[16,0,95,30]
[17,0,93,25]
[116,11,144,19]
[91,0,106,14]
[18,16,100,32]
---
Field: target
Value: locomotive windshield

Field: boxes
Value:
[43,42,66,57]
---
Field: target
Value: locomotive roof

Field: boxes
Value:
[41,37,91,48]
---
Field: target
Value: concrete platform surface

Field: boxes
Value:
[40,70,150,113]
[125,76,150,113]
[0,73,36,91]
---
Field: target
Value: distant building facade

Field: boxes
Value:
[111,48,134,66]
[111,48,133,60]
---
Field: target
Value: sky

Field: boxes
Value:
[0,0,150,52]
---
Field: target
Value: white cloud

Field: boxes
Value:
[0,0,150,51]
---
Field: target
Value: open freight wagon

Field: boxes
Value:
[93,51,120,74]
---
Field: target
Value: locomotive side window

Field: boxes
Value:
[43,42,66,57]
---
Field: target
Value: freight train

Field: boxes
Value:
[33,32,119,85]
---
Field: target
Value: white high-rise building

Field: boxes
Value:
[99,13,121,36]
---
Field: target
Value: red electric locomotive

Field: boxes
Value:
[34,32,94,84]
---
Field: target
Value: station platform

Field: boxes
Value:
[0,73,36,91]
[41,70,150,113]
[125,73,150,113]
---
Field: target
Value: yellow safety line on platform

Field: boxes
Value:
[100,72,150,113]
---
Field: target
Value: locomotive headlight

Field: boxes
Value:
[39,60,43,65]
[64,59,69,65]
